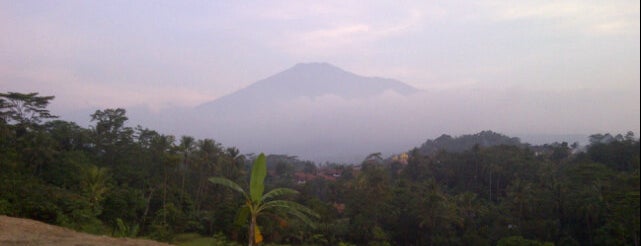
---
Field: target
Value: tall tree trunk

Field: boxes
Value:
[180,158,186,205]
[489,170,493,201]
[141,188,155,232]
[249,215,257,246]
[163,169,167,224]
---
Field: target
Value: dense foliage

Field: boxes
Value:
[1,92,639,245]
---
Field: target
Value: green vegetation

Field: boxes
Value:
[209,153,319,245]
[173,233,241,246]
[1,91,639,245]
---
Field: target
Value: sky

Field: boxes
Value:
[1,0,640,143]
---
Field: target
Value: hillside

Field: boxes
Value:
[0,216,170,246]
[418,130,523,155]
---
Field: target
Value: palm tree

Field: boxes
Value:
[209,153,319,246]
[82,165,110,214]
[178,136,195,204]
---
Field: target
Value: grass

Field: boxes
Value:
[173,233,215,246]
[173,232,241,246]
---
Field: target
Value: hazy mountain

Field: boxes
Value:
[175,62,618,163]
[52,62,423,163]
[196,62,418,114]
[180,63,421,163]
[56,62,630,164]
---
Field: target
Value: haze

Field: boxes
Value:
[2,1,639,162]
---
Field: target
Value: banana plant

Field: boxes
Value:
[209,153,319,246]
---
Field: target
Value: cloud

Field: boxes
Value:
[483,0,640,36]
[297,24,371,50]
[2,0,638,137]
[181,86,638,162]
[589,20,636,35]
[250,2,339,21]
[275,6,425,56]
[0,64,214,113]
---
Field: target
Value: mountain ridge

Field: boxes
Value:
[179,62,424,162]
[196,62,419,111]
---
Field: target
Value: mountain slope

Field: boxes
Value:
[89,63,607,164]
[184,62,421,163]
[418,130,524,155]
[196,62,418,113]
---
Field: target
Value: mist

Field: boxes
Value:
[93,85,636,163]
[6,0,635,163]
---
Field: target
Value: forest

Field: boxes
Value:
[0,92,639,246]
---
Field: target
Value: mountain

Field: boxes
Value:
[184,62,421,163]
[196,62,418,114]
[55,63,613,164]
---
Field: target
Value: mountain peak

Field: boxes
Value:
[282,62,351,78]
[191,63,422,162]
[263,62,417,94]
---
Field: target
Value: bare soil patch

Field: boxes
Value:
[0,215,172,246]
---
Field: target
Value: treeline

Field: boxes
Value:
[296,132,639,246]
[418,130,523,155]
[0,92,639,245]
[0,92,246,241]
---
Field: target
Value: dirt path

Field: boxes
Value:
[0,215,172,246]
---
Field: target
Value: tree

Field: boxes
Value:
[0,92,58,174]
[178,136,196,204]
[416,179,461,245]
[363,152,383,165]
[0,92,57,126]
[89,109,135,173]
[347,157,393,244]
[209,153,319,246]
[82,165,111,215]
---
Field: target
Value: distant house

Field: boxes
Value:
[294,167,345,184]
[391,152,409,165]
[294,172,315,184]
[318,168,341,181]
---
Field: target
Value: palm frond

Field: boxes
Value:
[261,187,299,201]
[283,207,317,229]
[260,200,320,229]
[234,205,250,226]
[250,153,267,202]
[261,200,320,219]
[209,177,247,198]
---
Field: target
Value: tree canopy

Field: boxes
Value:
[0,91,638,245]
